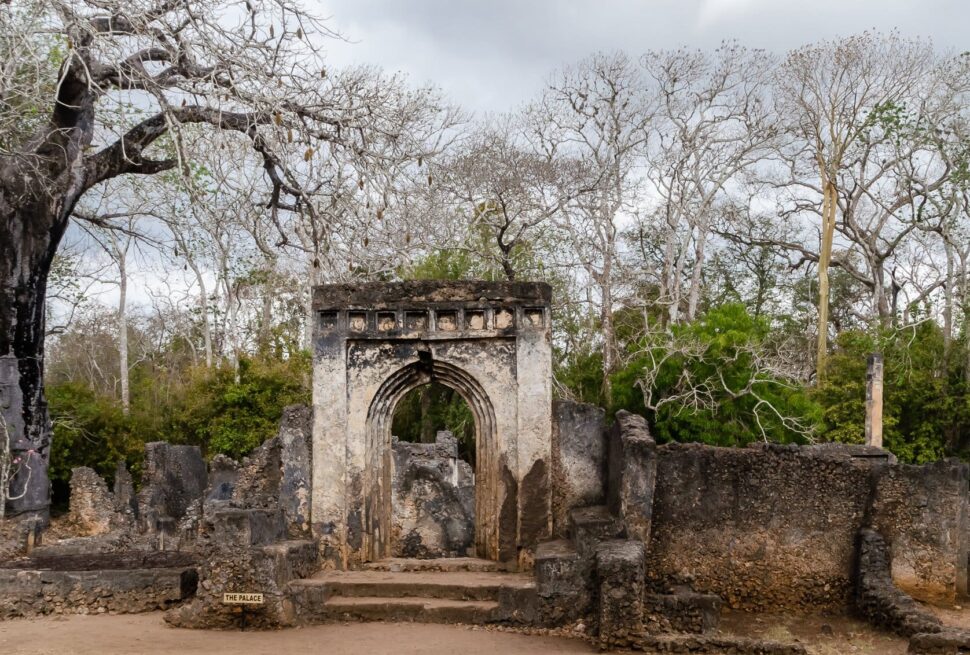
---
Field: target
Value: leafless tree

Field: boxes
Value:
[774,31,942,378]
[531,52,652,404]
[641,43,777,324]
[0,0,457,521]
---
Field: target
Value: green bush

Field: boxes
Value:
[817,324,969,463]
[46,353,311,505]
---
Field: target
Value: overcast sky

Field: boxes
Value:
[317,0,968,113]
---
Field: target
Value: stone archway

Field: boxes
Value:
[364,359,497,561]
[310,281,553,570]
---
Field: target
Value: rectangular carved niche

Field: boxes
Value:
[524,307,545,328]
[348,311,368,332]
[377,312,397,331]
[494,308,515,330]
[465,309,486,330]
[405,311,428,331]
[318,311,338,332]
[436,310,458,331]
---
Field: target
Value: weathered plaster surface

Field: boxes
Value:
[310,281,553,569]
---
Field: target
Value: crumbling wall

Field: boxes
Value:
[870,459,970,603]
[551,400,606,537]
[643,439,969,612]
[67,467,118,536]
[164,508,317,629]
[646,442,877,611]
[137,442,208,536]
[391,431,475,558]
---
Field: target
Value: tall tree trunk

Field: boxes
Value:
[0,201,68,523]
[115,239,130,415]
[686,222,710,322]
[599,277,615,408]
[816,178,837,381]
[942,234,955,364]
[872,259,891,330]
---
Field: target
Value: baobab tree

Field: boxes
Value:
[0,0,456,522]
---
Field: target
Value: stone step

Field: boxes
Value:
[317,595,500,624]
[569,505,625,552]
[363,557,508,573]
[290,569,534,602]
[535,539,584,598]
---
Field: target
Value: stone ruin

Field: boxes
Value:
[2,280,970,654]
[391,430,476,559]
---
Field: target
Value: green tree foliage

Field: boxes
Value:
[557,304,821,445]
[46,354,310,506]
[172,354,311,459]
[391,382,476,465]
[817,324,970,463]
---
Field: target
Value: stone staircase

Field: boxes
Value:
[287,557,534,624]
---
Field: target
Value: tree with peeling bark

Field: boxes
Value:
[0,0,456,522]
[774,31,942,380]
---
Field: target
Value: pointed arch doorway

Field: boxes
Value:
[310,281,554,570]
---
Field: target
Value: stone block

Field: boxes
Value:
[552,400,606,537]
[206,508,286,547]
[138,442,208,531]
[607,410,656,544]
[595,539,646,650]
[569,505,624,558]
[535,539,582,596]
[205,454,239,502]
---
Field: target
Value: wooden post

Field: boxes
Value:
[866,353,884,448]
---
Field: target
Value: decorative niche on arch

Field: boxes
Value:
[310,281,553,570]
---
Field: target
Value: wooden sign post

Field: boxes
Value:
[865,353,884,449]
[222,592,264,630]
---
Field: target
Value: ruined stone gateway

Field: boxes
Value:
[310,281,553,569]
[6,280,970,654]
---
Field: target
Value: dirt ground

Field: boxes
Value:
[0,613,594,655]
[3,605,970,654]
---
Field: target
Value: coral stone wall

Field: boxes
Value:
[644,441,969,611]
[870,460,970,602]
[647,443,873,611]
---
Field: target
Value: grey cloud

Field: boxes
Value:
[318,0,968,112]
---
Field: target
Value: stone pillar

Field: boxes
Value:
[607,410,657,544]
[311,315,349,568]
[866,353,884,449]
[515,304,553,562]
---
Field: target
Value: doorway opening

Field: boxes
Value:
[388,382,477,558]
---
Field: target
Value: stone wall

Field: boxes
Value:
[551,400,606,537]
[642,440,969,612]
[0,552,197,619]
[870,460,970,603]
[391,431,475,558]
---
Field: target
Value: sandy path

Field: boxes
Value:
[0,613,595,655]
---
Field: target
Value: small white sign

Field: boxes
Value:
[222,592,264,605]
